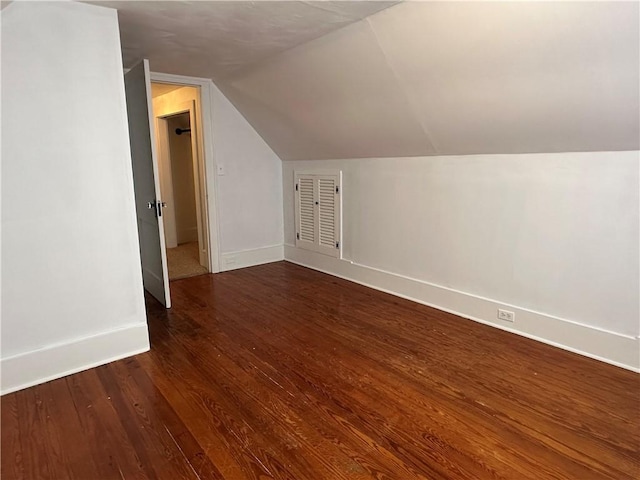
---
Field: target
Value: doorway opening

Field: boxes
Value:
[151,82,210,280]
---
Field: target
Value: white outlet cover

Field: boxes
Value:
[497,309,515,322]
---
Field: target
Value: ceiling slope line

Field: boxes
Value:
[365,15,440,156]
[221,1,400,82]
[299,0,400,18]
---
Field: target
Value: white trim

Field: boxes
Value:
[284,245,640,372]
[151,71,221,273]
[154,115,178,248]
[1,323,150,395]
[154,98,209,268]
[221,245,284,272]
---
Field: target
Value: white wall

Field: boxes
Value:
[210,83,284,270]
[150,79,285,271]
[1,2,149,394]
[167,114,198,245]
[283,152,640,370]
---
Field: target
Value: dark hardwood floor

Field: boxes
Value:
[2,261,639,479]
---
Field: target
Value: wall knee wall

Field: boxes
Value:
[283,152,640,371]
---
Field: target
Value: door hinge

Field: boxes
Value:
[296,233,300,240]
[335,186,340,194]
[335,241,340,249]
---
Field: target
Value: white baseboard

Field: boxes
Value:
[221,244,284,272]
[284,245,639,372]
[1,323,150,395]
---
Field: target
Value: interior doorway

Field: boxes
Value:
[151,82,210,280]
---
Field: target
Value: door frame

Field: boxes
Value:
[155,101,209,270]
[154,114,178,249]
[150,72,221,273]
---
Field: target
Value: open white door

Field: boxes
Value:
[124,60,171,308]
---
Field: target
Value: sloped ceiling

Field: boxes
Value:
[93,1,639,160]
[222,1,639,160]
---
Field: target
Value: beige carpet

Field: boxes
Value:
[166,242,208,280]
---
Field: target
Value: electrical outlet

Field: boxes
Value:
[217,164,225,176]
[497,309,515,322]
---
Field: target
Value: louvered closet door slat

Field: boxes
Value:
[318,178,336,248]
[295,171,340,257]
[298,177,315,242]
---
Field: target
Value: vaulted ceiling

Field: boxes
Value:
[92,1,640,160]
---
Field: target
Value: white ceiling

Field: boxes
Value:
[89,1,639,160]
[222,1,640,160]
[87,1,398,79]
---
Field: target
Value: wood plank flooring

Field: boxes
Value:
[2,261,639,479]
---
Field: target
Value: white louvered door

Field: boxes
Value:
[295,172,341,258]
[318,178,337,249]
[297,177,315,246]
